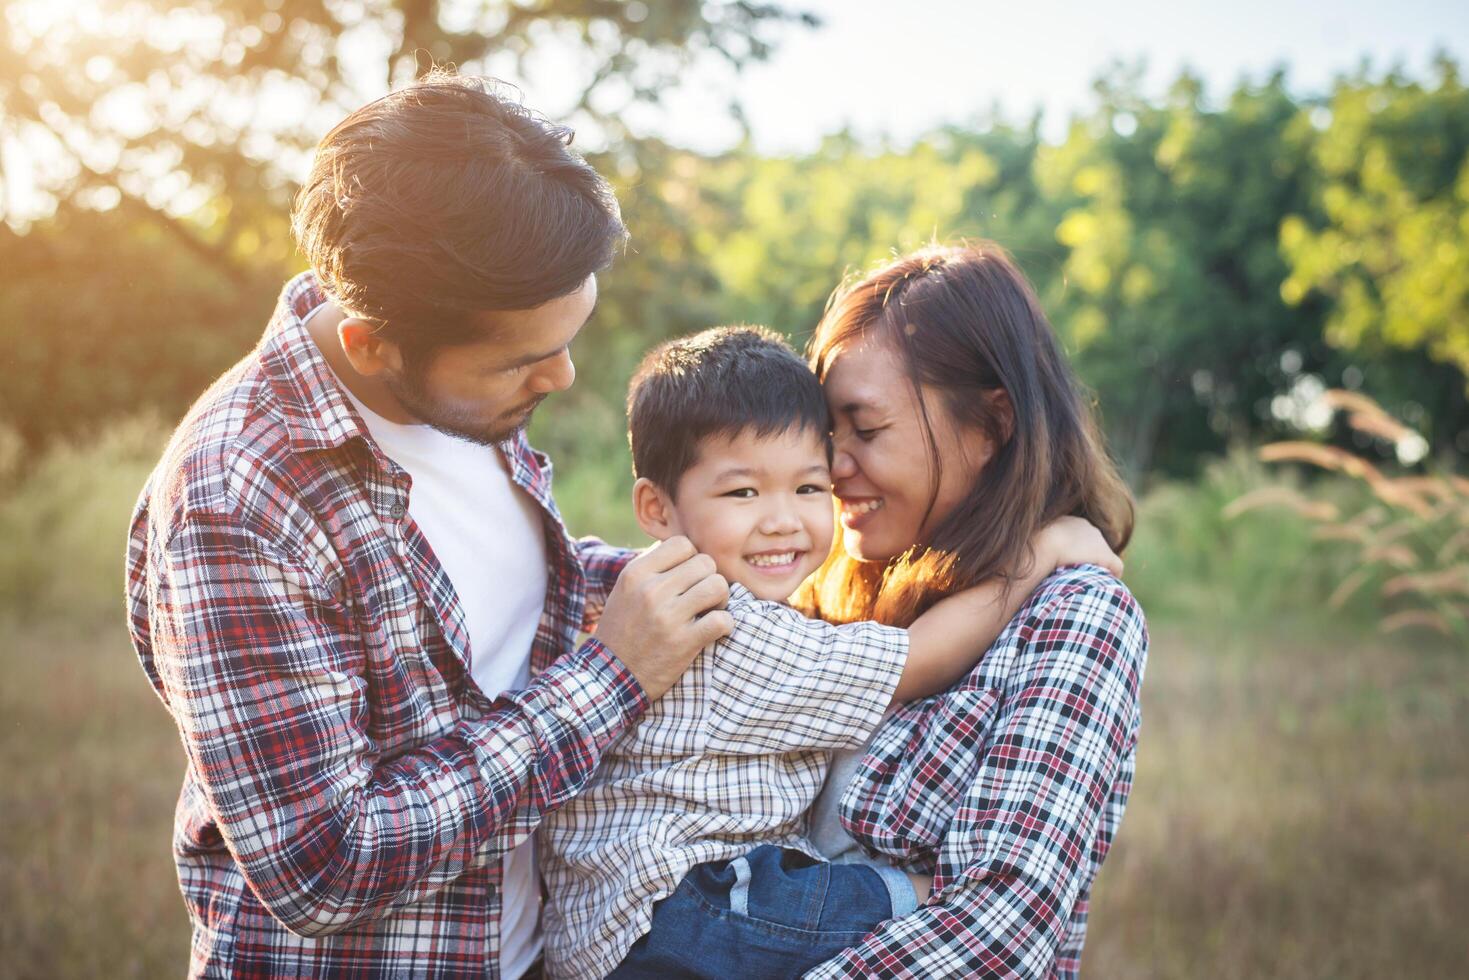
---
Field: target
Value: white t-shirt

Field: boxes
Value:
[340,383,549,979]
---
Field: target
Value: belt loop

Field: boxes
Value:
[728,856,753,916]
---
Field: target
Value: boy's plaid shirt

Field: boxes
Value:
[804,566,1148,980]
[124,272,641,979]
[539,584,909,979]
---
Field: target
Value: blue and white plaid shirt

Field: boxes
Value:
[540,584,909,980]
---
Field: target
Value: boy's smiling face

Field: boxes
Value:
[634,426,835,602]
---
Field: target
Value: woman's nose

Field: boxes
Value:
[830,447,858,481]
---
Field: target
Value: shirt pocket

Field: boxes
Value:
[842,686,1004,860]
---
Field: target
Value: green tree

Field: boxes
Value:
[1281,58,1469,386]
[0,0,813,444]
[1031,68,1330,479]
[667,119,1057,342]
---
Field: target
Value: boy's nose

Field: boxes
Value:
[759,504,803,535]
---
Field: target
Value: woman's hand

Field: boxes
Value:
[1034,516,1123,578]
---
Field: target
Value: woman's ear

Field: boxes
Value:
[632,477,679,541]
[962,387,1014,468]
[988,387,1015,448]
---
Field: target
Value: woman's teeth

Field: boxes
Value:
[842,498,884,517]
[748,552,797,567]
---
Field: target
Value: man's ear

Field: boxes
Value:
[632,477,679,541]
[338,317,405,379]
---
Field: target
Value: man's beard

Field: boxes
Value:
[384,369,545,447]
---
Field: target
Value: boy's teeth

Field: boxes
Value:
[748,552,796,567]
[843,498,884,516]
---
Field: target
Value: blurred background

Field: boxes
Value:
[2,1,1467,976]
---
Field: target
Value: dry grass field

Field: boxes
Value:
[1,614,1465,979]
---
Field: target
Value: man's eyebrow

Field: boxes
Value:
[499,299,598,369]
[501,342,570,370]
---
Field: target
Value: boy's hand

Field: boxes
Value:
[595,536,733,702]
[1034,516,1123,579]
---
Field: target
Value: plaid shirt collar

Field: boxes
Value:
[257,271,373,456]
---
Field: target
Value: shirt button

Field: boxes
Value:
[389,502,406,520]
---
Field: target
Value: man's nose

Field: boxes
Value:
[529,349,576,394]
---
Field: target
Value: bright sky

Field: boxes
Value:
[623,0,1469,152]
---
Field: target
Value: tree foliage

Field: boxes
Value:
[2,5,1466,482]
[1281,58,1469,377]
[0,0,812,444]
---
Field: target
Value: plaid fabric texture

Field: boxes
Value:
[539,584,908,980]
[803,566,1148,979]
[125,272,642,979]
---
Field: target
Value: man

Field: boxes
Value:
[125,71,731,978]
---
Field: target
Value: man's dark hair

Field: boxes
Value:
[627,326,831,496]
[292,69,626,361]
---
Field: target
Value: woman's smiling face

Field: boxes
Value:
[823,340,994,563]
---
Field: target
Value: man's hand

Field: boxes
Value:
[1034,516,1123,578]
[594,536,733,702]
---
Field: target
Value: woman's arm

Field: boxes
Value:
[807,576,1148,979]
[895,516,1123,702]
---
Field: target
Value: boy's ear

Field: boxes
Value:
[632,477,679,541]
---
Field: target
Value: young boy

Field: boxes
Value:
[540,326,1111,979]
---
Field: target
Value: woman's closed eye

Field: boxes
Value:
[837,416,885,442]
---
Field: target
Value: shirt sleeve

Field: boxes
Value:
[803,581,1148,979]
[574,536,636,631]
[704,599,908,755]
[147,511,648,939]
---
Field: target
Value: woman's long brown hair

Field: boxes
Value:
[795,242,1134,628]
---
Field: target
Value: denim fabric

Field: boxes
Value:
[608,845,904,979]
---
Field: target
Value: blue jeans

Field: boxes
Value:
[608,844,917,980]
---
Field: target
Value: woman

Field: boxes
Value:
[798,242,1148,978]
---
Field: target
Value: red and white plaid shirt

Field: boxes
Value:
[804,567,1148,979]
[125,272,641,978]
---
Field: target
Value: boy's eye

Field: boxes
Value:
[722,488,757,499]
[796,484,830,495]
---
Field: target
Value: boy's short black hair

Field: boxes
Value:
[627,326,831,496]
